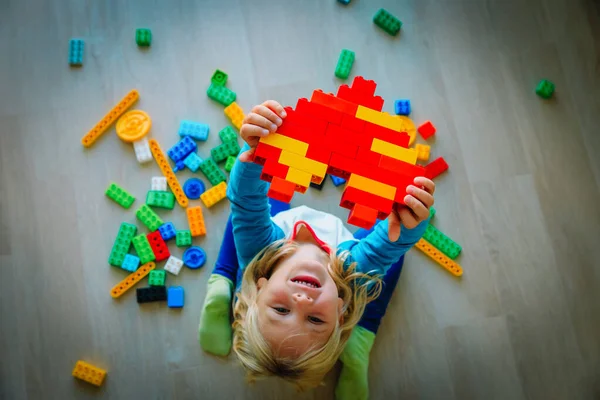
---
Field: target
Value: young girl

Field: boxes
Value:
[198,101,435,398]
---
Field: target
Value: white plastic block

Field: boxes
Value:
[164,256,184,275]
[151,176,167,191]
[133,137,153,163]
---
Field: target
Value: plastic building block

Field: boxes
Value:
[279,150,328,178]
[146,190,175,209]
[121,254,140,273]
[171,160,185,173]
[337,0,351,3]
[199,158,227,185]
[178,120,209,141]
[148,139,188,207]
[414,238,463,277]
[394,99,411,116]
[371,138,418,164]
[207,83,236,106]
[310,174,327,190]
[167,136,197,163]
[310,90,358,117]
[348,204,378,230]
[110,261,155,298]
[337,76,384,111]
[535,79,555,99]
[81,89,139,148]
[335,49,355,80]
[183,246,206,269]
[341,186,393,220]
[286,167,312,188]
[430,206,436,219]
[424,157,448,180]
[136,286,167,303]
[187,206,206,236]
[330,175,346,186]
[415,144,431,162]
[136,204,163,231]
[219,126,238,143]
[148,270,166,286]
[373,8,402,36]
[147,231,170,262]
[69,39,84,66]
[131,235,156,264]
[211,143,230,163]
[423,224,462,260]
[183,178,205,199]
[105,182,135,209]
[183,152,203,172]
[295,97,344,125]
[200,181,227,208]
[116,110,151,143]
[268,176,296,203]
[151,176,167,191]
[348,174,396,200]
[224,102,245,130]
[158,222,176,241]
[167,286,185,308]
[356,106,403,132]
[418,121,436,140]
[176,230,192,247]
[72,361,106,387]
[225,155,236,172]
[260,133,309,157]
[135,28,152,46]
[108,223,137,267]
[164,256,184,276]
[225,140,241,156]
[133,137,153,163]
[211,69,228,86]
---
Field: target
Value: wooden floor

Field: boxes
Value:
[1,0,599,399]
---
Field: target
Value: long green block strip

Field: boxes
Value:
[335,49,355,80]
[105,182,135,209]
[108,222,137,267]
[136,204,163,231]
[423,224,462,260]
[131,234,156,264]
[146,191,175,209]
[207,83,236,107]
[373,8,402,36]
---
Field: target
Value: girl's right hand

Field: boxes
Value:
[238,100,287,162]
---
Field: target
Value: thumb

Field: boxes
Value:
[238,148,256,163]
[387,210,401,242]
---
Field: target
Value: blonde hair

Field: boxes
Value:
[232,239,382,391]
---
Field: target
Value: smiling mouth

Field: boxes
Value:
[291,275,322,288]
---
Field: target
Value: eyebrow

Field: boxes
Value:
[266,312,330,335]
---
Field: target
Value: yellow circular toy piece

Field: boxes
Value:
[116,110,151,142]
[397,116,417,146]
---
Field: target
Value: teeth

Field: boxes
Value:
[293,279,317,288]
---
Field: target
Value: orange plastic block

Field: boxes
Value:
[347,174,396,200]
[355,106,403,132]
[310,89,358,115]
[110,262,156,298]
[268,176,296,203]
[224,102,245,130]
[415,144,431,161]
[81,89,139,147]
[278,150,328,178]
[72,360,107,387]
[371,138,418,164]
[260,133,309,156]
[415,238,463,277]
[285,167,312,188]
[348,204,378,230]
[187,206,206,236]
[201,181,227,208]
[115,110,151,142]
[148,139,188,207]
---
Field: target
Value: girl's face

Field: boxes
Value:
[256,239,343,358]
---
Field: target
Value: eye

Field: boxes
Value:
[308,316,324,324]
[272,307,289,314]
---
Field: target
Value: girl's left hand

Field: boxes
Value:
[387,177,435,241]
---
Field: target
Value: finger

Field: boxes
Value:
[244,113,278,132]
[387,210,401,242]
[404,194,430,221]
[407,185,434,208]
[397,206,419,229]
[238,148,256,163]
[414,177,435,195]
[262,100,287,119]
[240,123,270,140]
[252,105,283,127]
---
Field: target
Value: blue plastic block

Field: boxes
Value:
[167,286,184,308]
[121,254,140,272]
[167,136,197,163]
[183,246,206,269]
[69,39,84,66]
[158,222,176,241]
[183,178,205,200]
[179,120,209,141]
[172,161,185,172]
[268,197,291,216]
[183,153,203,172]
[337,0,351,3]
[330,175,347,186]
[394,99,411,116]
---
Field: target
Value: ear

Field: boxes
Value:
[337,297,344,325]
[257,277,268,291]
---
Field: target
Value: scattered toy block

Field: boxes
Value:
[211,69,228,86]
[337,0,351,4]
[424,157,448,180]
[147,231,170,262]
[164,256,184,275]
[200,181,227,208]
[225,155,236,172]
[430,206,436,219]
[183,177,205,199]
[148,270,166,286]
[348,204,378,229]
[135,28,152,46]
[81,89,139,148]
[417,121,436,140]
[133,137,153,163]
[146,190,175,209]
[535,79,555,99]
[167,286,185,308]
[183,152,203,172]
[347,174,396,200]
[110,261,155,298]
[279,150,328,178]
[136,286,167,303]
[330,175,346,186]
[72,360,106,387]
[148,139,189,207]
[116,110,151,143]
[167,136,197,163]
[286,167,312,188]
[225,140,241,157]
[373,8,402,36]
[211,143,231,163]
[183,246,206,269]
[268,177,296,203]
[423,224,462,260]
[371,138,418,164]
[414,238,463,277]
[178,120,209,141]
[176,230,192,247]
[219,126,238,143]
[105,182,135,209]
[335,49,355,80]
[158,222,176,241]
[415,144,431,162]
[108,223,137,267]
[394,99,411,116]
[121,254,140,273]
[131,235,156,264]
[151,176,167,192]
[136,204,163,231]
[69,39,84,66]
[224,102,245,130]
[260,133,309,157]
[199,159,227,185]
[356,106,403,132]
[207,83,236,106]
[187,206,206,236]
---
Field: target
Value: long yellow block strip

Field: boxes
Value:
[260,133,309,157]
[81,89,139,147]
[110,262,156,298]
[347,174,396,201]
[279,150,328,178]
[414,239,463,277]
[355,105,403,132]
[286,168,312,188]
[148,139,188,207]
[371,138,418,165]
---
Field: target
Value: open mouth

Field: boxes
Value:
[291,275,321,289]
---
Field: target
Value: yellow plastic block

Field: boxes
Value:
[110,262,155,298]
[116,110,151,142]
[355,105,403,131]
[81,89,139,147]
[415,238,463,277]
[72,360,107,387]
[201,182,228,208]
[415,144,431,162]
[260,133,308,157]
[285,168,312,188]
[347,174,396,201]
[278,150,327,178]
[148,139,188,207]
[187,206,206,236]
[398,116,417,146]
[224,102,245,130]
[371,138,418,165]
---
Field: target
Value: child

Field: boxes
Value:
[198,101,435,398]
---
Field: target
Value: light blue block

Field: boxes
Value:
[394,99,411,116]
[167,286,184,308]
[183,152,203,172]
[69,39,84,66]
[121,254,140,272]
[179,120,209,141]
[330,175,346,186]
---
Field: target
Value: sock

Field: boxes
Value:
[336,326,376,400]
[198,274,234,356]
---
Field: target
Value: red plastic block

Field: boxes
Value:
[147,231,170,262]
[341,114,366,133]
[254,142,282,166]
[418,120,436,140]
[379,155,427,177]
[337,77,384,111]
[268,177,296,203]
[340,186,393,220]
[310,89,358,116]
[305,142,332,164]
[348,204,378,230]
[364,122,410,148]
[424,157,448,180]
[328,153,354,179]
[276,120,316,144]
[283,106,328,135]
[324,126,359,159]
[351,76,377,98]
[356,146,382,166]
[261,159,290,182]
[295,98,343,125]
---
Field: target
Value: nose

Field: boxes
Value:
[292,292,313,305]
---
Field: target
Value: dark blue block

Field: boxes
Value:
[183,178,205,199]
[167,286,184,308]
[158,222,176,241]
[394,99,411,116]
[167,136,197,163]
[268,197,291,216]
[330,175,346,186]
[183,246,206,269]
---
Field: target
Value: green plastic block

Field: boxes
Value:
[211,69,228,86]
[219,126,237,143]
[225,140,241,157]
[429,206,436,219]
[373,9,402,36]
[176,230,192,247]
[225,156,237,172]
[136,204,163,231]
[211,143,230,163]
[148,270,166,286]
[423,224,462,260]
[108,223,137,267]
[207,83,236,106]
[199,159,227,185]
[105,182,135,209]
[146,190,175,209]
[335,49,355,80]
[535,79,555,99]
[136,28,152,46]
[131,234,156,264]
